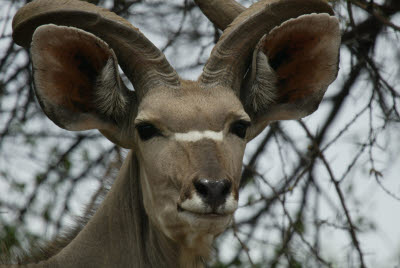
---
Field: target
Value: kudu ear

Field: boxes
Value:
[31,24,134,148]
[243,13,341,140]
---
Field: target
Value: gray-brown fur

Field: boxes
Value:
[4,0,341,267]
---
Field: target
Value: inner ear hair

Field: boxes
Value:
[243,46,278,114]
[243,13,340,120]
[31,25,131,130]
[29,24,136,148]
[94,56,129,120]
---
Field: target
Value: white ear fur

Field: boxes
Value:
[244,13,340,141]
[31,24,130,131]
[245,13,340,116]
[94,56,128,120]
[245,44,278,113]
[31,24,133,148]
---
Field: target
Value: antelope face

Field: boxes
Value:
[135,82,249,243]
[12,0,341,256]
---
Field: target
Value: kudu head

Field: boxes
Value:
[12,0,340,252]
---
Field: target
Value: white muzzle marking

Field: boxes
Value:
[174,130,223,142]
[180,193,238,214]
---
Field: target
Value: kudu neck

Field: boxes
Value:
[43,151,181,268]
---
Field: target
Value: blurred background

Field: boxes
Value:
[0,0,399,267]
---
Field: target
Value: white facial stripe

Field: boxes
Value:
[174,130,223,142]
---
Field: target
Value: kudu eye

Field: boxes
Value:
[230,120,250,139]
[136,122,161,141]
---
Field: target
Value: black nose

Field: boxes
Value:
[194,178,232,209]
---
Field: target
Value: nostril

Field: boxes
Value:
[194,178,232,208]
[194,179,209,197]
[221,180,231,196]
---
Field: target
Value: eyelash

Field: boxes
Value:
[135,122,162,141]
[229,120,250,139]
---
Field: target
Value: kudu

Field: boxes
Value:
[4,0,340,267]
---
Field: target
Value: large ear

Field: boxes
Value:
[243,13,341,140]
[31,24,134,148]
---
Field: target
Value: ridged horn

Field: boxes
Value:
[12,0,180,99]
[199,0,334,94]
[194,0,245,30]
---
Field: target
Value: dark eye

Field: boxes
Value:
[230,120,250,139]
[136,123,161,141]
